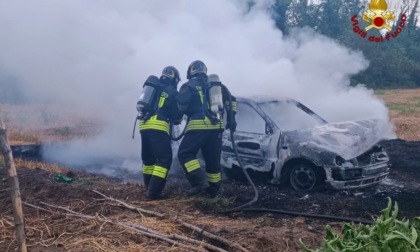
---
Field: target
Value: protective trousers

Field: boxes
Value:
[178,130,223,194]
[140,130,172,198]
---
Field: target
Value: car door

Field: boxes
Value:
[221,101,278,173]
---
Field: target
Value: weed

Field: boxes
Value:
[194,194,236,210]
[73,178,94,186]
[301,198,420,252]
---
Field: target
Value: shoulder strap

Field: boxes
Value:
[152,82,166,112]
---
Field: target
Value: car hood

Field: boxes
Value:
[283,118,388,160]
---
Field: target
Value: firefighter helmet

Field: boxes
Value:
[187,60,207,79]
[161,66,180,85]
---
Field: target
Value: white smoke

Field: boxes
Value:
[0,0,394,169]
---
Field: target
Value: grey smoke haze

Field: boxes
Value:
[0,0,393,168]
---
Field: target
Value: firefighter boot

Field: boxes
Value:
[185,168,210,196]
[143,174,152,189]
[146,177,166,200]
[205,182,221,196]
[142,165,154,189]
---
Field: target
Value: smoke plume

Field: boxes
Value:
[0,0,393,173]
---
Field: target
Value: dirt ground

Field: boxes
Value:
[1,138,419,252]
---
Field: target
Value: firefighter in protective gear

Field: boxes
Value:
[177,60,237,196]
[139,66,182,199]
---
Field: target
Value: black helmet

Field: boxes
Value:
[187,60,207,79]
[161,66,180,85]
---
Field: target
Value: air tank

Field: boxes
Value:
[136,75,160,114]
[207,74,223,114]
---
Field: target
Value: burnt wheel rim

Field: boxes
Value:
[290,165,316,191]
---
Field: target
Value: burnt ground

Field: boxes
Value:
[0,139,419,251]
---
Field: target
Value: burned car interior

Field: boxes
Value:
[221,97,390,191]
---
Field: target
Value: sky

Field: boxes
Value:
[0,0,394,169]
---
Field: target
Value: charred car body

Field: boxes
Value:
[221,97,390,191]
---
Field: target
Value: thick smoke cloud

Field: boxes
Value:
[0,0,393,169]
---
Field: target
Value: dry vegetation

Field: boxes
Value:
[0,88,419,251]
[0,103,102,145]
[0,164,326,252]
[375,88,420,141]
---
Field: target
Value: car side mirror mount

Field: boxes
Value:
[281,134,289,149]
[265,123,273,135]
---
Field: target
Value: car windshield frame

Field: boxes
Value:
[256,99,328,132]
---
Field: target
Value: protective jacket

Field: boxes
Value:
[139,82,183,134]
[177,76,236,131]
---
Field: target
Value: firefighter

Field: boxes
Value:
[138,66,182,199]
[177,60,237,196]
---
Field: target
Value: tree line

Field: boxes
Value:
[270,0,420,88]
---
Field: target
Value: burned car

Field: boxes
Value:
[221,97,390,191]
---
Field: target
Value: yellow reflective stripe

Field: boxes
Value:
[188,118,223,125]
[143,165,154,175]
[158,92,168,108]
[185,159,201,173]
[152,165,168,179]
[207,172,221,183]
[186,125,222,131]
[224,101,236,112]
[196,86,204,105]
[186,118,224,131]
[140,125,169,134]
[139,117,170,134]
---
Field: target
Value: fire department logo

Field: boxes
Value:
[362,0,395,31]
[351,0,406,42]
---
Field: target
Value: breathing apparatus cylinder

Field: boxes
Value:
[207,74,224,120]
[136,75,160,119]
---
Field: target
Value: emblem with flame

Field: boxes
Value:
[363,0,395,31]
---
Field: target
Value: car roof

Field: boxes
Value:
[236,96,328,124]
[236,96,298,104]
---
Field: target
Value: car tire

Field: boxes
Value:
[289,164,322,191]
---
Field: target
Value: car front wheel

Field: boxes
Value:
[289,164,319,191]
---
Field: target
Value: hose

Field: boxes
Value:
[240,208,373,225]
[132,115,140,139]
[170,120,188,141]
[219,84,259,213]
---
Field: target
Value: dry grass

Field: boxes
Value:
[14,159,70,174]
[0,209,150,252]
[376,88,420,141]
[0,103,102,145]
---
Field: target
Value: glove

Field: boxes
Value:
[225,120,237,132]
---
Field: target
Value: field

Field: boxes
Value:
[1,89,420,252]
[375,88,420,141]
